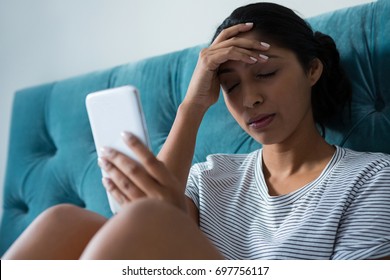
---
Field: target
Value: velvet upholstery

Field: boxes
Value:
[1,0,389,255]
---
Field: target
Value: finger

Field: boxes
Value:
[214,36,270,52]
[100,146,164,198]
[102,177,129,205]
[201,36,270,71]
[212,22,254,45]
[210,45,269,63]
[204,46,269,71]
[121,132,173,187]
[99,157,146,201]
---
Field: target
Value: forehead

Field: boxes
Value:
[218,33,296,72]
[235,29,276,45]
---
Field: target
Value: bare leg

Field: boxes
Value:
[81,198,223,259]
[2,204,107,259]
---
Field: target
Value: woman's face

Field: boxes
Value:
[218,32,322,146]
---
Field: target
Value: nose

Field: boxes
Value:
[242,84,264,108]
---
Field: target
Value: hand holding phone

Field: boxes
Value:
[86,85,150,214]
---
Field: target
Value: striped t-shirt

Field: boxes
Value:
[185,146,390,259]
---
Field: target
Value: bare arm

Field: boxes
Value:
[157,102,208,190]
[157,102,209,224]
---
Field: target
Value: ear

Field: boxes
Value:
[308,58,323,86]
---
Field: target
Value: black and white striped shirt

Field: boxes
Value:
[185,146,390,259]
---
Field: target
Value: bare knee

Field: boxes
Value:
[3,204,107,260]
[39,203,106,226]
[37,204,85,224]
[82,199,222,259]
[85,198,187,245]
[121,199,223,259]
[120,198,188,226]
[43,203,81,215]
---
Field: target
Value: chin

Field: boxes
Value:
[242,124,283,146]
[250,130,289,146]
[250,134,276,146]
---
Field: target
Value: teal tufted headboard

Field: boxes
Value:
[1,0,389,255]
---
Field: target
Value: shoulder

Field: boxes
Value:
[337,146,390,169]
[189,150,260,178]
[334,146,390,188]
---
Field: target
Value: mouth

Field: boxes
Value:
[247,113,276,130]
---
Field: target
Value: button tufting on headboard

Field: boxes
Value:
[16,201,29,214]
[375,96,385,112]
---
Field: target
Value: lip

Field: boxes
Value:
[247,113,276,130]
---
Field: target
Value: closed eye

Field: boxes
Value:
[224,70,277,93]
[227,83,239,93]
[256,71,277,79]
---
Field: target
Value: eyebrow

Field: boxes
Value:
[218,54,281,75]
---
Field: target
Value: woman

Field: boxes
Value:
[3,3,390,260]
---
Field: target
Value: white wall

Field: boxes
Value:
[0,0,374,219]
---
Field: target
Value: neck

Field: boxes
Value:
[262,124,335,178]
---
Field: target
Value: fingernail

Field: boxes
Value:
[259,54,269,61]
[245,22,253,27]
[121,131,137,145]
[260,42,270,48]
[98,157,109,169]
[121,131,133,141]
[100,147,115,157]
[117,195,125,204]
[249,56,258,63]
[102,177,114,191]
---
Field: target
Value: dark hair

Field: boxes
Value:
[212,2,351,135]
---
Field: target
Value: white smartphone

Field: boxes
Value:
[86,85,150,214]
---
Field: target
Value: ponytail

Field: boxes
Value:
[312,32,352,134]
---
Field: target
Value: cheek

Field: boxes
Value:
[274,74,313,113]
[223,93,239,114]
[223,94,247,126]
